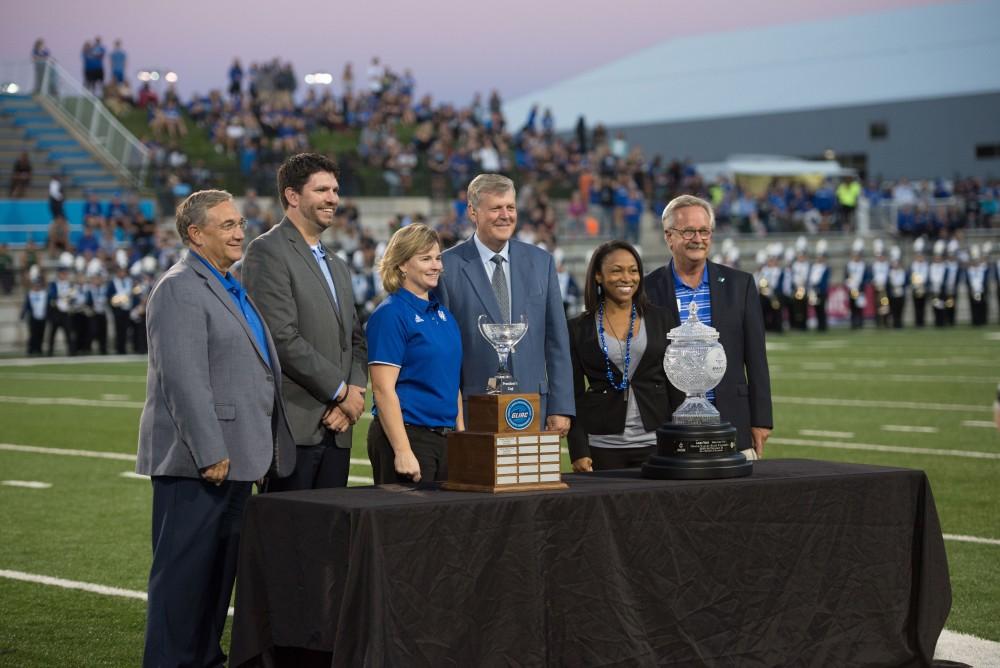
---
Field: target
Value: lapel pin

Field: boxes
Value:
[719,277,725,283]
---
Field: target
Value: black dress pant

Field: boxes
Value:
[112,308,131,353]
[266,430,350,491]
[27,317,46,354]
[367,418,448,484]
[912,295,927,327]
[813,298,828,331]
[144,476,252,668]
[89,313,108,354]
[46,311,74,355]
[590,444,656,471]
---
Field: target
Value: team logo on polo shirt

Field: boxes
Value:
[505,398,533,431]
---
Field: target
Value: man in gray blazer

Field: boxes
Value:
[136,189,295,668]
[438,174,574,433]
[243,153,368,490]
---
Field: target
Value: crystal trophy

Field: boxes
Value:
[477,314,527,395]
[642,301,752,480]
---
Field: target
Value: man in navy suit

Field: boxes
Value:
[437,174,574,434]
[645,194,773,458]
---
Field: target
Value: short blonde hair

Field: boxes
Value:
[661,194,715,230]
[378,223,441,293]
[467,173,514,208]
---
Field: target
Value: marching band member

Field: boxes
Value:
[928,240,948,327]
[844,238,870,330]
[808,240,830,331]
[788,236,810,331]
[909,238,929,327]
[870,239,891,329]
[887,246,908,329]
[966,244,989,326]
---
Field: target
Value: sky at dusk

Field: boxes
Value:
[3,0,949,107]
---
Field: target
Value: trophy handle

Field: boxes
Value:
[477,313,491,341]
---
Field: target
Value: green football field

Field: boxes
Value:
[1,325,998,666]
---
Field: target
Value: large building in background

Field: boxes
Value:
[504,0,1000,180]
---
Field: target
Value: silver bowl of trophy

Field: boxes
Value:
[642,301,752,480]
[477,314,527,394]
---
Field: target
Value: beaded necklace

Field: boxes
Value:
[597,300,636,391]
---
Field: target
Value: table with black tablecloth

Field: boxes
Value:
[230,459,951,667]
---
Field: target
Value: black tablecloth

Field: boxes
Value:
[230,459,951,667]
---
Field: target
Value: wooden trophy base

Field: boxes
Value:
[443,393,568,494]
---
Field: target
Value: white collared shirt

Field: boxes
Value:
[472,234,511,319]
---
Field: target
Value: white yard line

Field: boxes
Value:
[0,356,146,367]
[935,630,1000,667]
[962,420,998,429]
[798,429,854,439]
[1,480,52,489]
[907,357,996,367]
[0,372,146,383]
[943,534,1000,547]
[2,446,377,469]
[774,372,998,385]
[770,437,1000,460]
[881,425,940,434]
[348,475,374,485]
[807,340,848,349]
[0,395,143,409]
[0,443,136,461]
[0,569,234,616]
[773,396,989,413]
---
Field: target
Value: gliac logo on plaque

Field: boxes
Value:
[505,398,533,431]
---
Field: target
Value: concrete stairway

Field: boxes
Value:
[0,95,124,198]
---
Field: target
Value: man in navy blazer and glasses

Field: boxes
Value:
[644,194,773,459]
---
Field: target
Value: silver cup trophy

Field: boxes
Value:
[642,301,752,479]
[477,314,527,394]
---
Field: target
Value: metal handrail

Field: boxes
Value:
[1,58,150,187]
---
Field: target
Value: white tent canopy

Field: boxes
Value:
[695,155,856,182]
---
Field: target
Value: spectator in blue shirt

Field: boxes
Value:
[110,40,127,84]
[366,223,463,484]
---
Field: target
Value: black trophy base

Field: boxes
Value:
[641,421,752,480]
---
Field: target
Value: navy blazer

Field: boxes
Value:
[645,260,773,452]
[438,237,575,418]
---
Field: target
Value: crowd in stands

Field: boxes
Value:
[28,38,1000,242]
[8,39,1000,353]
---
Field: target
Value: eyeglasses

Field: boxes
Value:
[216,218,248,232]
[667,227,713,240]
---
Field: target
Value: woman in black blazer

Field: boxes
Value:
[567,240,679,471]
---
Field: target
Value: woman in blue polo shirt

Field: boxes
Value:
[366,224,463,484]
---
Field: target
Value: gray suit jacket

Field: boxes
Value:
[136,253,295,481]
[242,218,368,447]
[438,237,574,418]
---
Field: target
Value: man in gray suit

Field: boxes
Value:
[243,153,367,490]
[438,173,574,433]
[137,189,295,667]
